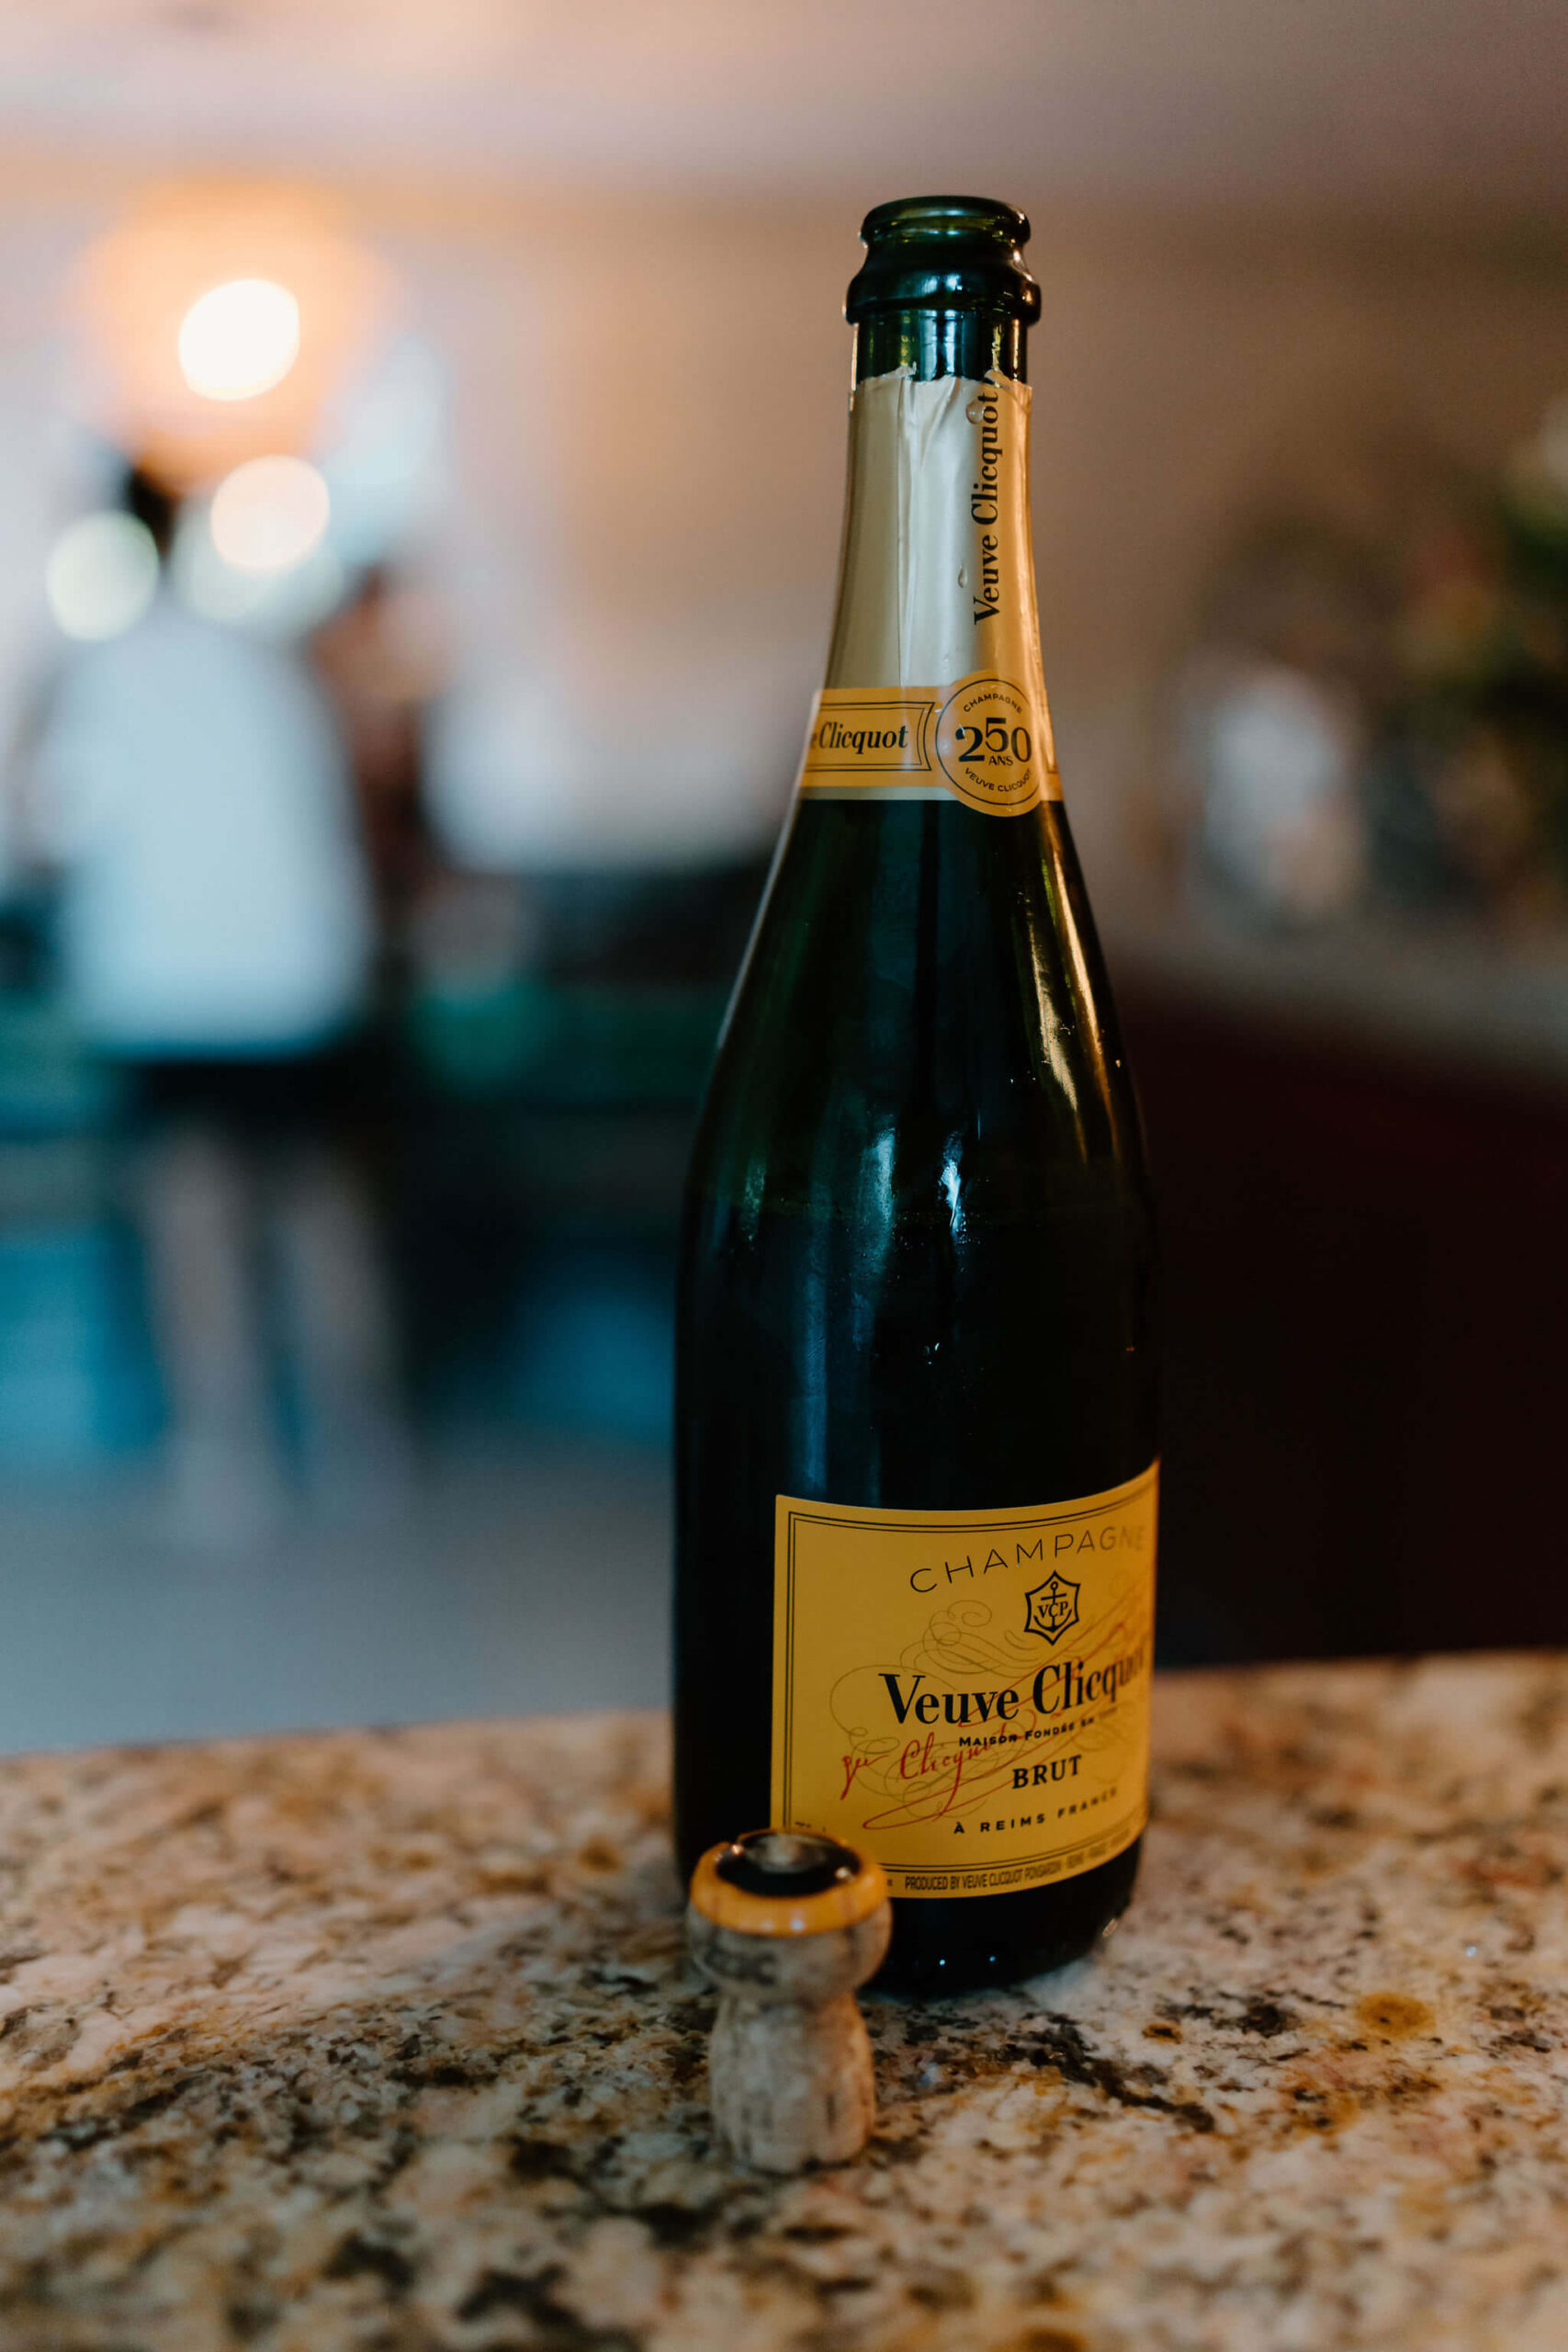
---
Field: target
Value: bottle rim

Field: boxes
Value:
[862,194,1030,245]
[848,194,1040,326]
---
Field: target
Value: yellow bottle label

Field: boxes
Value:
[771,1464,1157,1900]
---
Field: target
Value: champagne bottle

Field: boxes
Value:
[674,197,1158,1995]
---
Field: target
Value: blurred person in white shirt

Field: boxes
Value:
[20,466,405,1544]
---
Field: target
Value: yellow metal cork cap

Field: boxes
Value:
[688,1828,889,1938]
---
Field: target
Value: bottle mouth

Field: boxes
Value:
[847,194,1040,326]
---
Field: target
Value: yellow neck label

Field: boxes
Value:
[797,674,1058,812]
[799,368,1060,813]
[771,1464,1157,1899]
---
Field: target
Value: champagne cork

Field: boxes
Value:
[687,1827,892,2174]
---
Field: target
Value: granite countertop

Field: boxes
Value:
[0,1657,1563,2352]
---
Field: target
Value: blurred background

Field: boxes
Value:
[0,0,1563,1750]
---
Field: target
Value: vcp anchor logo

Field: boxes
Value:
[1023,1570,1080,1645]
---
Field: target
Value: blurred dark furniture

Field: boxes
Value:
[1122,981,1568,1663]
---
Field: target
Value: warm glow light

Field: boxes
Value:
[177,277,300,402]
[45,514,160,641]
[209,456,330,573]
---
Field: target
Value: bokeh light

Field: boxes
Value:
[209,454,330,573]
[177,277,301,402]
[44,513,161,640]
[173,503,344,636]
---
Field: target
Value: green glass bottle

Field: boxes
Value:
[674,198,1158,1995]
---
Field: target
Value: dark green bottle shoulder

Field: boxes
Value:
[725,803,1111,984]
[689,801,1145,1194]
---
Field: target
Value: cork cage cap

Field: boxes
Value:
[689,1829,889,1938]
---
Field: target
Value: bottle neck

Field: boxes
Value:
[852,309,1025,387]
[824,315,1049,726]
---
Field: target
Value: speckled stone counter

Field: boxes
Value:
[0,1657,1563,2352]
